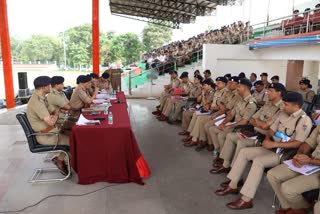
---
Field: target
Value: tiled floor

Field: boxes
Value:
[0,100,280,214]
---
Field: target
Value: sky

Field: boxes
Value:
[6,0,319,42]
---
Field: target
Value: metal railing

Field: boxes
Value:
[251,8,320,40]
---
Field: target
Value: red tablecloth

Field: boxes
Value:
[70,92,151,185]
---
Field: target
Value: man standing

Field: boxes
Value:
[27,76,70,176]
[208,78,257,161]
[215,92,312,210]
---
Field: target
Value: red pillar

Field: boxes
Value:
[0,0,15,109]
[92,0,100,76]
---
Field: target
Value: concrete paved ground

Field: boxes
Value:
[0,99,284,214]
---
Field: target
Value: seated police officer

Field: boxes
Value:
[267,125,320,214]
[70,75,98,116]
[212,83,285,174]
[46,76,71,130]
[27,76,70,175]
[215,92,312,210]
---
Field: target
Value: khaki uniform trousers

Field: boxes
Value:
[37,129,69,162]
[187,112,199,133]
[181,110,194,131]
[162,97,173,116]
[267,164,320,209]
[227,147,280,199]
[204,120,216,145]
[171,99,186,121]
[190,115,211,142]
[314,201,320,214]
[159,91,170,111]
[220,133,257,168]
[208,126,234,151]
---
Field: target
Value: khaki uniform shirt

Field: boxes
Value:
[179,81,194,96]
[270,109,312,142]
[211,87,228,108]
[299,89,315,103]
[97,79,113,91]
[46,89,69,114]
[252,100,283,134]
[46,89,69,128]
[170,77,180,89]
[305,126,320,159]
[223,89,242,111]
[201,88,215,106]
[26,91,60,144]
[189,83,202,98]
[231,94,257,122]
[70,85,91,110]
[252,89,268,103]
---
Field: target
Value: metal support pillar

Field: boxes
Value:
[92,0,100,76]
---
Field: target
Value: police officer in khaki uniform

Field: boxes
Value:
[179,79,214,138]
[203,76,242,151]
[213,83,286,174]
[215,92,312,210]
[46,76,71,130]
[27,76,70,175]
[267,125,320,213]
[152,71,180,115]
[70,75,98,116]
[169,74,202,124]
[252,80,268,106]
[188,76,228,148]
[298,78,315,103]
[260,73,270,89]
[208,78,257,160]
[97,72,113,92]
[88,73,100,96]
[158,72,193,121]
[183,80,215,147]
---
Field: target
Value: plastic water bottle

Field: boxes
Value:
[104,106,108,115]
[108,111,113,125]
[117,85,120,92]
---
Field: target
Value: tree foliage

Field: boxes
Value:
[142,23,173,52]
[8,24,148,68]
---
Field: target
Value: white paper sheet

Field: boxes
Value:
[284,159,320,176]
[213,114,226,121]
[76,114,100,126]
[214,119,224,126]
[93,99,107,104]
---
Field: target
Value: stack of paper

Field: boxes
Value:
[284,159,320,175]
[213,114,226,121]
[76,114,100,126]
[93,99,107,104]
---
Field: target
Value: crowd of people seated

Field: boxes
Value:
[143,21,253,73]
[281,4,320,35]
[25,72,113,176]
[152,69,319,214]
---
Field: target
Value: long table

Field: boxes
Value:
[69,92,150,185]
